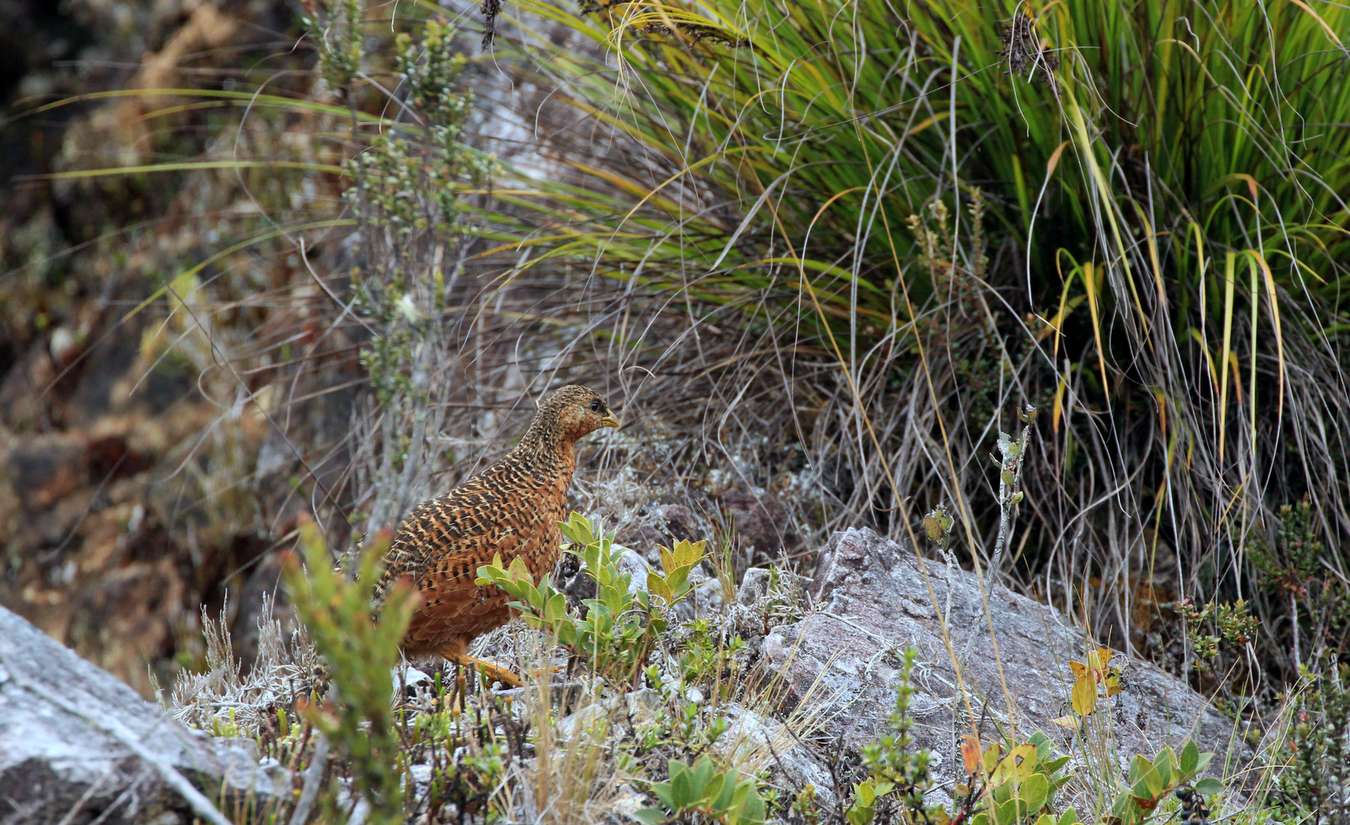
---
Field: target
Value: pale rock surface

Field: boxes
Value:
[714,704,838,810]
[0,606,288,825]
[763,528,1245,781]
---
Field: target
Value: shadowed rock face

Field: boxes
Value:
[0,606,287,824]
[764,528,1246,781]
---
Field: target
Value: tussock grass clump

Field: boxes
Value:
[160,593,322,736]
[491,0,1349,690]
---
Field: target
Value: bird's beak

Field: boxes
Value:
[600,412,621,429]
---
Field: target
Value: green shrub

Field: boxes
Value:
[1249,500,1350,664]
[637,755,767,825]
[843,650,1077,825]
[966,734,1076,825]
[1108,743,1221,825]
[476,512,705,685]
[282,518,418,825]
[846,648,939,825]
[495,0,1349,698]
[1270,658,1350,822]
[677,617,748,703]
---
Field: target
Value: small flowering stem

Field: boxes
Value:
[986,404,1036,594]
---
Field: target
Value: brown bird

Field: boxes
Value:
[378,384,620,687]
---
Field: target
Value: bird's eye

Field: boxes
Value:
[589,399,602,412]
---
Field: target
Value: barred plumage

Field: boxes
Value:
[377,385,619,686]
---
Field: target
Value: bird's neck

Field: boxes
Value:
[512,431,577,479]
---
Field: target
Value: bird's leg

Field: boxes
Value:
[452,653,524,689]
[438,639,523,689]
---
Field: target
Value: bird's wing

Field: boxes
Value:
[376,470,521,601]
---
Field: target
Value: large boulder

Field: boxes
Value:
[763,529,1244,780]
[0,606,288,824]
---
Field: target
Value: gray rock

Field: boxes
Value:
[737,567,774,608]
[0,606,288,825]
[613,502,707,565]
[714,704,838,810]
[608,783,649,822]
[557,687,663,744]
[764,528,1245,781]
[614,545,653,597]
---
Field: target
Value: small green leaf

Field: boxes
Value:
[1131,777,1154,802]
[1194,752,1213,775]
[994,797,1021,825]
[1022,772,1050,811]
[1194,777,1224,796]
[738,790,766,824]
[992,781,1012,804]
[1143,764,1165,796]
[711,775,738,812]
[669,773,692,807]
[633,808,667,825]
[1179,741,1200,775]
[1128,754,1151,783]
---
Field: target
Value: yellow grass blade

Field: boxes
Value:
[1217,252,1237,463]
[37,160,346,181]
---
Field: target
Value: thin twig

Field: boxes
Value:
[287,733,330,825]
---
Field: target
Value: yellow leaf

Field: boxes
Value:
[1072,675,1097,716]
[961,735,983,775]
[983,743,1003,774]
[648,574,673,604]
[1052,714,1081,731]
[1086,649,1103,673]
[994,744,1038,783]
[1096,647,1115,669]
[1068,660,1088,678]
[662,538,706,573]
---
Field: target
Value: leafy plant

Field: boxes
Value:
[302,0,364,95]
[476,512,705,685]
[281,517,418,825]
[1054,646,1222,824]
[637,755,767,825]
[1107,742,1220,825]
[1248,500,1350,663]
[1178,600,1258,666]
[680,619,748,696]
[410,696,511,820]
[966,733,1076,825]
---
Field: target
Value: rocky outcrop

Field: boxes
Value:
[763,528,1245,780]
[0,606,289,825]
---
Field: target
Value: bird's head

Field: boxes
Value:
[530,384,621,446]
